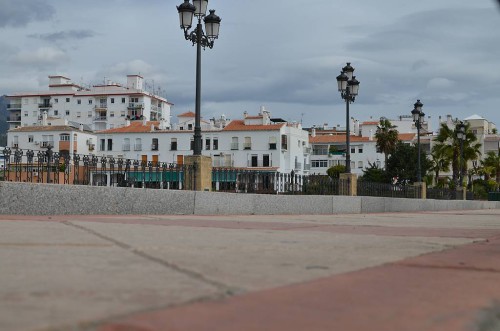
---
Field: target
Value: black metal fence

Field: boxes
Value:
[426,187,460,200]
[212,170,349,195]
[358,181,422,199]
[1,148,194,190]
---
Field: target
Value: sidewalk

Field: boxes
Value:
[1,210,500,331]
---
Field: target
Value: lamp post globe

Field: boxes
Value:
[177,0,221,156]
[336,62,360,174]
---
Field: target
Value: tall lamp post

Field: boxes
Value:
[336,63,360,174]
[411,100,425,182]
[177,0,221,156]
[456,121,466,186]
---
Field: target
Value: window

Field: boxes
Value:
[65,110,70,116]
[134,138,142,151]
[263,154,270,167]
[358,161,363,169]
[54,98,58,104]
[28,135,34,143]
[111,98,115,104]
[123,138,130,151]
[66,98,70,103]
[170,138,177,151]
[110,111,115,117]
[188,124,193,130]
[60,134,70,141]
[121,98,126,103]
[351,147,356,154]
[244,137,252,150]
[205,138,211,150]
[312,160,328,168]
[152,138,159,151]
[88,99,93,105]
[24,112,28,117]
[313,145,328,155]
[88,111,92,117]
[281,134,288,150]
[107,139,113,151]
[269,137,277,150]
[251,155,258,167]
[77,112,81,118]
[190,139,194,150]
[231,137,238,150]
[100,139,105,151]
[213,138,218,150]
[358,148,363,153]
[121,111,126,117]
[77,99,81,105]
[54,110,59,116]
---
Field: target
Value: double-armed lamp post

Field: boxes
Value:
[336,63,360,174]
[411,100,425,182]
[177,0,221,156]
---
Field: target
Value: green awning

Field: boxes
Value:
[126,171,183,182]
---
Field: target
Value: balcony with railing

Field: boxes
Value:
[243,143,252,150]
[151,144,159,151]
[95,104,108,110]
[7,115,21,122]
[231,143,239,150]
[7,103,22,109]
[122,144,131,151]
[94,115,108,121]
[134,144,142,151]
[128,102,144,109]
[38,103,52,109]
[41,141,54,148]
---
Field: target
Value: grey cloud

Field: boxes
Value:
[28,30,97,42]
[0,0,55,28]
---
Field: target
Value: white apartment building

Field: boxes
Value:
[6,75,172,131]
[94,108,311,175]
[7,119,96,156]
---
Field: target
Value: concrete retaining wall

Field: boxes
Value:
[1,182,499,215]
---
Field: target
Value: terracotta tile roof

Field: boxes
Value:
[398,133,416,141]
[223,120,285,131]
[309,135,372,143]
[362,121,379,125]
[178,111,196,117]
[97,121,160,133]
[8,125,87,132]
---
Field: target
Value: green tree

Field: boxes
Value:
[327,164,346,179]
[482,151,500,186]
[433,122,481,186]
[359,161,388,183]
[429,144,451,186]
[385,142,432,184]
[375,119,399,168]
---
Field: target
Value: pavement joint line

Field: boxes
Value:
[61,221,242,296]
[396,263,500,274]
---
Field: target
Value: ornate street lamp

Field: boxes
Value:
[177,0,221,156]
[336,62,360,173]
[456,121,466,186]
[411,99,425,182]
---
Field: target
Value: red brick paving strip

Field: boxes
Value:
[98,238,500,331]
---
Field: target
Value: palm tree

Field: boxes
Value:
[483,151,500,186]
[430,144,451,186]
[433,122,482,186]
[375,119,399,168]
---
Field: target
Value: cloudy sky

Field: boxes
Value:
[0,0,499,129]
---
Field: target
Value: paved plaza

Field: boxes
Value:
[1,209,500,331]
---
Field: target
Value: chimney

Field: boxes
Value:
[142,117,147,126]
[311,128,316,137]
[323,123,328,130]
[369,129,373,141]
[79,123,84,131]
[243,111,248,118]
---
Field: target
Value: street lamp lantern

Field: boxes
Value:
[336,62,360,174]
[204,10,221,40]
[177,0,195,29]
[177,0,221,156]
[414,99,423,112]
[193,0,208,17]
